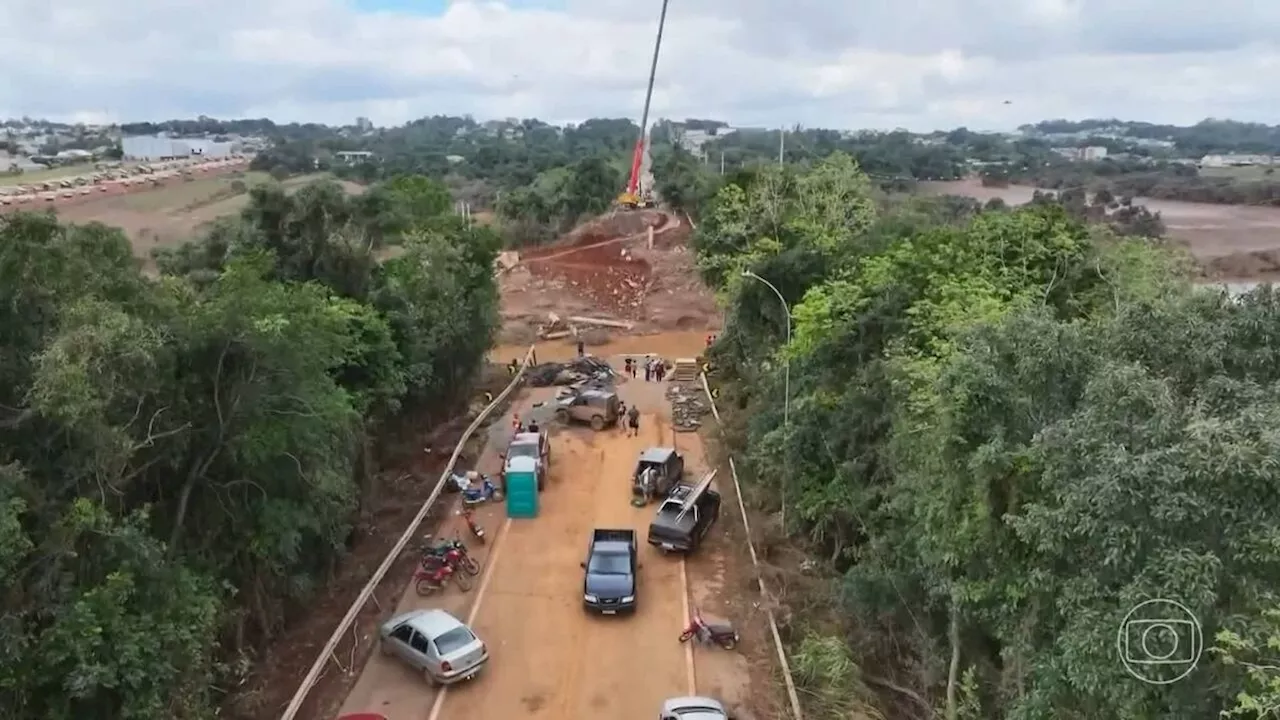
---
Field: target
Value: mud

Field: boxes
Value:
[333,363,765,720]
[498,210,717,340]
[922,179,1280,275]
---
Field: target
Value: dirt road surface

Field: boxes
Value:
[337,347,765,720]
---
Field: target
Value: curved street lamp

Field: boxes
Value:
[741,270,791,529]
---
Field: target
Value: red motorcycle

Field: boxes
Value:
[678,608,739,650]
[460,508,486,544]
[421,538,481,577]
[414,561,471,595]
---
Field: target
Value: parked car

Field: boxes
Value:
[502,430,549,490]
[632,447,684,504]
[582,528,638,614]
[659,696,735,720]
[378,608,488,685]
[554,386,620,430]
[647,471,721,554]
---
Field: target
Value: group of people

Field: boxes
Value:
[622,355,666,382]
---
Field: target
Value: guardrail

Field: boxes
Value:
[279,345,536,720]
[699,372,804,720]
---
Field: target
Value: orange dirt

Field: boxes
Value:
[328,353,770,720]
[498,210,716,342]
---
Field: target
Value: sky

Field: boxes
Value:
[2,0,1278,132]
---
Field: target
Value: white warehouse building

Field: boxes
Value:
[122,134,236,161]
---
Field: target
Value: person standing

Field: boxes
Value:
[644,357,653,382]
[577,340,585,357]
[629,358,637,379]
[627,404,640,437]
[624,357,632,377]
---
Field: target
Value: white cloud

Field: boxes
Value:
[1,0,1277,131]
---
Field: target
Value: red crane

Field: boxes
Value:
[617,0,669,210]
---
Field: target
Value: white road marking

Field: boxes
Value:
[425,516,513,720]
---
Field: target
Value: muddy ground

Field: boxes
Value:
[498,209,720,343]
[922,178,1280,281]
[228,209,778,720]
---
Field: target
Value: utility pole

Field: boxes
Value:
[778,128,784,165]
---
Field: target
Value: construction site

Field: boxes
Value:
[217,1,804,717]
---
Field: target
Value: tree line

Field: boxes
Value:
[1022,118,1280,155]
[695,153,1280,719]
[0,174,499,719]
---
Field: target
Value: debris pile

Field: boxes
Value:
[537,312,635,340]
[526,355,616,387]
[666,383,710,432]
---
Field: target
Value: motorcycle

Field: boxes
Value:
[421,538,481,577]
[462,476,503,505]
[678,608,739,650]
[414,561,471,595]
[460,507,486,544]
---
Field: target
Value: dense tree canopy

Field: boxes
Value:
[696,153,1280,719]
[0,174,498,719]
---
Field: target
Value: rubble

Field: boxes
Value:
[666,383,710,432]
[526,355,617,387]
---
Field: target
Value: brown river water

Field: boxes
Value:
[921,180,1280,260]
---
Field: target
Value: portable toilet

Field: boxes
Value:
[505,455,539,518]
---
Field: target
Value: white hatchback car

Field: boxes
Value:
[379,609,488,685]
[660,696,735,720]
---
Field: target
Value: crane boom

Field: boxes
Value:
[619,0,670,208]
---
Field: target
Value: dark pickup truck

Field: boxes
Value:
[581,529,638,614]
[647,477,721,554]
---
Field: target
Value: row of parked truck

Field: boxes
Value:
[0,157,248,204]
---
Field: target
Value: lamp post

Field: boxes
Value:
[741,270,790,530]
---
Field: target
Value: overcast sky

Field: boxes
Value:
[3,0,1278,131]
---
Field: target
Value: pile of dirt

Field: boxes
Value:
[523,230,653,316]
[1201,249,1280,280]
[568,209,669,240]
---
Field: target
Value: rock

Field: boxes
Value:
[666,382,710,432]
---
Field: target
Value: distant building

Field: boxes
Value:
[1055,146,1108,161]
[122,134,235,161]
[54,149,93,162]
[355,117,373,132]
[335,151,373,164]
[1200,153,1276,168]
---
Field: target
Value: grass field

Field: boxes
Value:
[54,171,359,265]
[1200,165,1279,181]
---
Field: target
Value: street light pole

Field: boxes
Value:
[741,270,791,530]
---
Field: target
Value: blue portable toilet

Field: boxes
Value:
[505,455,539,518]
